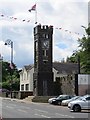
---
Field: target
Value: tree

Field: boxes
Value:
[2,61,20,91]
[67,25,90,74]
[78,25,90,73]
[66,53,78,63]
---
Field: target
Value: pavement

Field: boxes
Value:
[0,97,34,120]
[1,97,32,104]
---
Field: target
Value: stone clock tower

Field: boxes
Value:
[33,24,53,96]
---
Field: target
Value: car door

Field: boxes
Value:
[82,96,90,109]
[85,96,90,109]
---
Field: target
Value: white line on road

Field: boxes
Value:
[6,106,14,109]
[34,113,42,117]
[34,113,51,118]
[22,107,30,110]
[17,109,27,113]
[35,109,48,113]
[34,109,51,118]
[9,104,17,107]
[55,113,74,118]
[41,114,51,118]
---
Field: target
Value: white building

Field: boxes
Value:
[20,65,34,92]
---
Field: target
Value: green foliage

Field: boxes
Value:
[2,62,11,82]
[2,61,20,91]
[2,81,10,90]
[66,53,78,63]
[12,79,20,91]
[67,26,90,74]
[78,26,90,73]
[53,77,62,96]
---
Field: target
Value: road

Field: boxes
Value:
[0,98,89,119]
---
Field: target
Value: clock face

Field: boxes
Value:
[42,41,49,49]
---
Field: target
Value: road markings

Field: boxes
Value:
[9,104,16,107]
[34,109,51,118]
[6,106,13,109]
[17,109,27,113]
[34,113,51,118]
[55,113,74,118]
[34,113,42,117]
[22,107,30,110]
[35,109,48,113]
[41,114,51,118]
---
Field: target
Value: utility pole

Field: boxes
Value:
[5,39,13,98]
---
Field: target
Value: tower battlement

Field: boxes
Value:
[34,24,53,35]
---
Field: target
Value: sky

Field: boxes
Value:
[0,0,89,69]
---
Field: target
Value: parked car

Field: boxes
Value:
[62,96,80,106]
[0,88,10,93]
[0,116,2,120]
[49,95,74,105]
[48,96,57,104]
[68,95,90,112]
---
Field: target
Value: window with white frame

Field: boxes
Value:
[27,72,29,81]
[25,84,29,91]
[21,84,24,91]
[24,73,26,80]
[20,74,23,81]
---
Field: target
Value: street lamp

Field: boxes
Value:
[5,39,13,98]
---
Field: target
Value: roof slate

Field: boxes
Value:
[53,62,78,74]
[24,64,33,70]
[23,62,78,74]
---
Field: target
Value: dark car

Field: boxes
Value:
[0,88,10,93]
[51,95,74,105]
[0,88,10,97]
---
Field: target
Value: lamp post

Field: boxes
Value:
[78,55,80,74]
[5,39,13,98]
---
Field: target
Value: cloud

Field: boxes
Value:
[14,41,34,68]
[0,0,88,68]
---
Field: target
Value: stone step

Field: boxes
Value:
[24,96,34,101]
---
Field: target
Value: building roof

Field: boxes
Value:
[22,62,78,74]
[24,64,33,71]
[53,62,78,74]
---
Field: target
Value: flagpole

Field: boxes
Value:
[35,4,37,24]
[28,3,37,25]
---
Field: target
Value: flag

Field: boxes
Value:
[14,17,17,20]
[1,14,4,17]
[28,4,36,12]
[65,30,68,32]
[22,19,25,22]
[9,63,14,69]
[27,20,30,22]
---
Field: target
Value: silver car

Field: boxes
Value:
[68,95,90,112]
[62,96,80,106]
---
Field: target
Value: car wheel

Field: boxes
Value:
[58,101,61,105]
[73,105,81,112]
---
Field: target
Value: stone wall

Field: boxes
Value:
[0,91,33,99]
[61,75,75,95]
